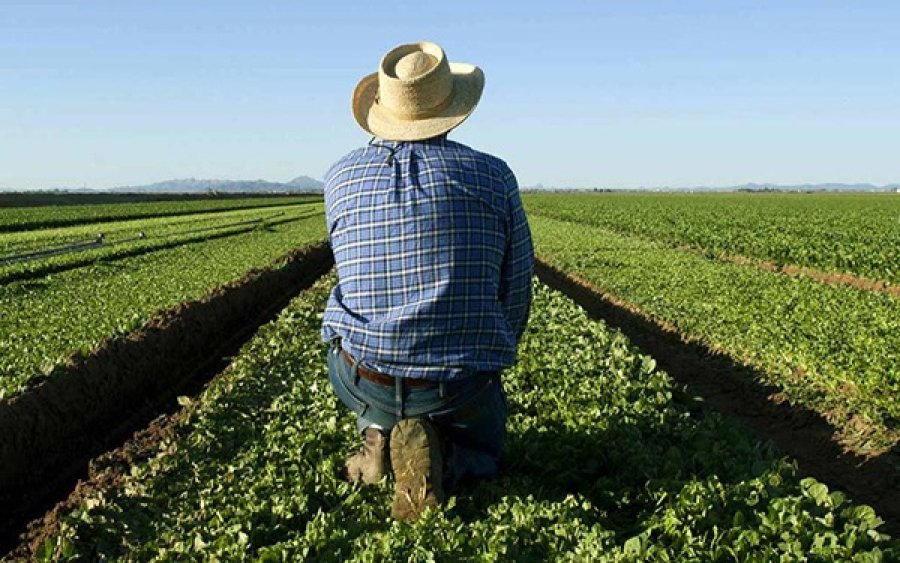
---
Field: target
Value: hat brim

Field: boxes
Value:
[352,63,485,141]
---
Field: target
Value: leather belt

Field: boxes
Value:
[341,350,439,388]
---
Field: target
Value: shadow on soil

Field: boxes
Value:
[532,258,900,535]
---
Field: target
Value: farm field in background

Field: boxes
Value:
[0,203,324,284]
[525,192,899,285]
[0,199,322,255]
[528,215,899,453]
[0,196,326,397]
[34,275,898,560]
[2,192,898,558]
[526,193,900,454]
[0,194,317,233]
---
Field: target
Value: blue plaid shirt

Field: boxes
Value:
[321,136,533,381]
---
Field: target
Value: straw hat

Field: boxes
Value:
[352,41,485,141]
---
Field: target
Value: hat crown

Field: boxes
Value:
[378,42,454,120]
[394,52,438,81]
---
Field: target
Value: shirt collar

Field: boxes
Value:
[374,133,450,148]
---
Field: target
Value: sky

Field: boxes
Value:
[2,1,899,189]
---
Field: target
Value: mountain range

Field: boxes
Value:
[107,175,324,194]
[3,179,897,194]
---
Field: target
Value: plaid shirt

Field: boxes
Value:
[321,136,533,381]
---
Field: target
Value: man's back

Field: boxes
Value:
[325,41,531,521]
[322,135,533,380]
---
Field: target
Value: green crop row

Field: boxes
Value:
[0,214,327,398]
[0,195,319,233]
[524,192,900,284]
[36,275,897,560]
[530,215,900,453]
[0,203,324,284]
[0,201,319,254]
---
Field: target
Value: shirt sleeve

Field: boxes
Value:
[323,164,338,246]
[498,166,534,342]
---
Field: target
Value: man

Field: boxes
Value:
[322,41,533,522]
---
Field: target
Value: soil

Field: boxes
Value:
[0,242,333,558]
[534,257,900,535]
[6,413,184,560]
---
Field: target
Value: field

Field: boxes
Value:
[0,198,326,397]
[0,193,316,232]
[27,275,899,560]
[2,192,898,559]
[527,217,899,453]
[524,192,899,284]
[525,193,900,454]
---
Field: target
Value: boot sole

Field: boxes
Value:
[390,419,444,522]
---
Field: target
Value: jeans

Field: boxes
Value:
[326,340,508,490]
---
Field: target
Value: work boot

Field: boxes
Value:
[344,426,387,485]
[390,418,445,522]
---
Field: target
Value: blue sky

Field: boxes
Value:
[2,1,898,189]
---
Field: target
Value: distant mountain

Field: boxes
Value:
[5,179,896,194]
[285,175,325,190]
[106,176,324,194]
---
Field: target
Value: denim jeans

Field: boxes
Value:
[326,340,508,490]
